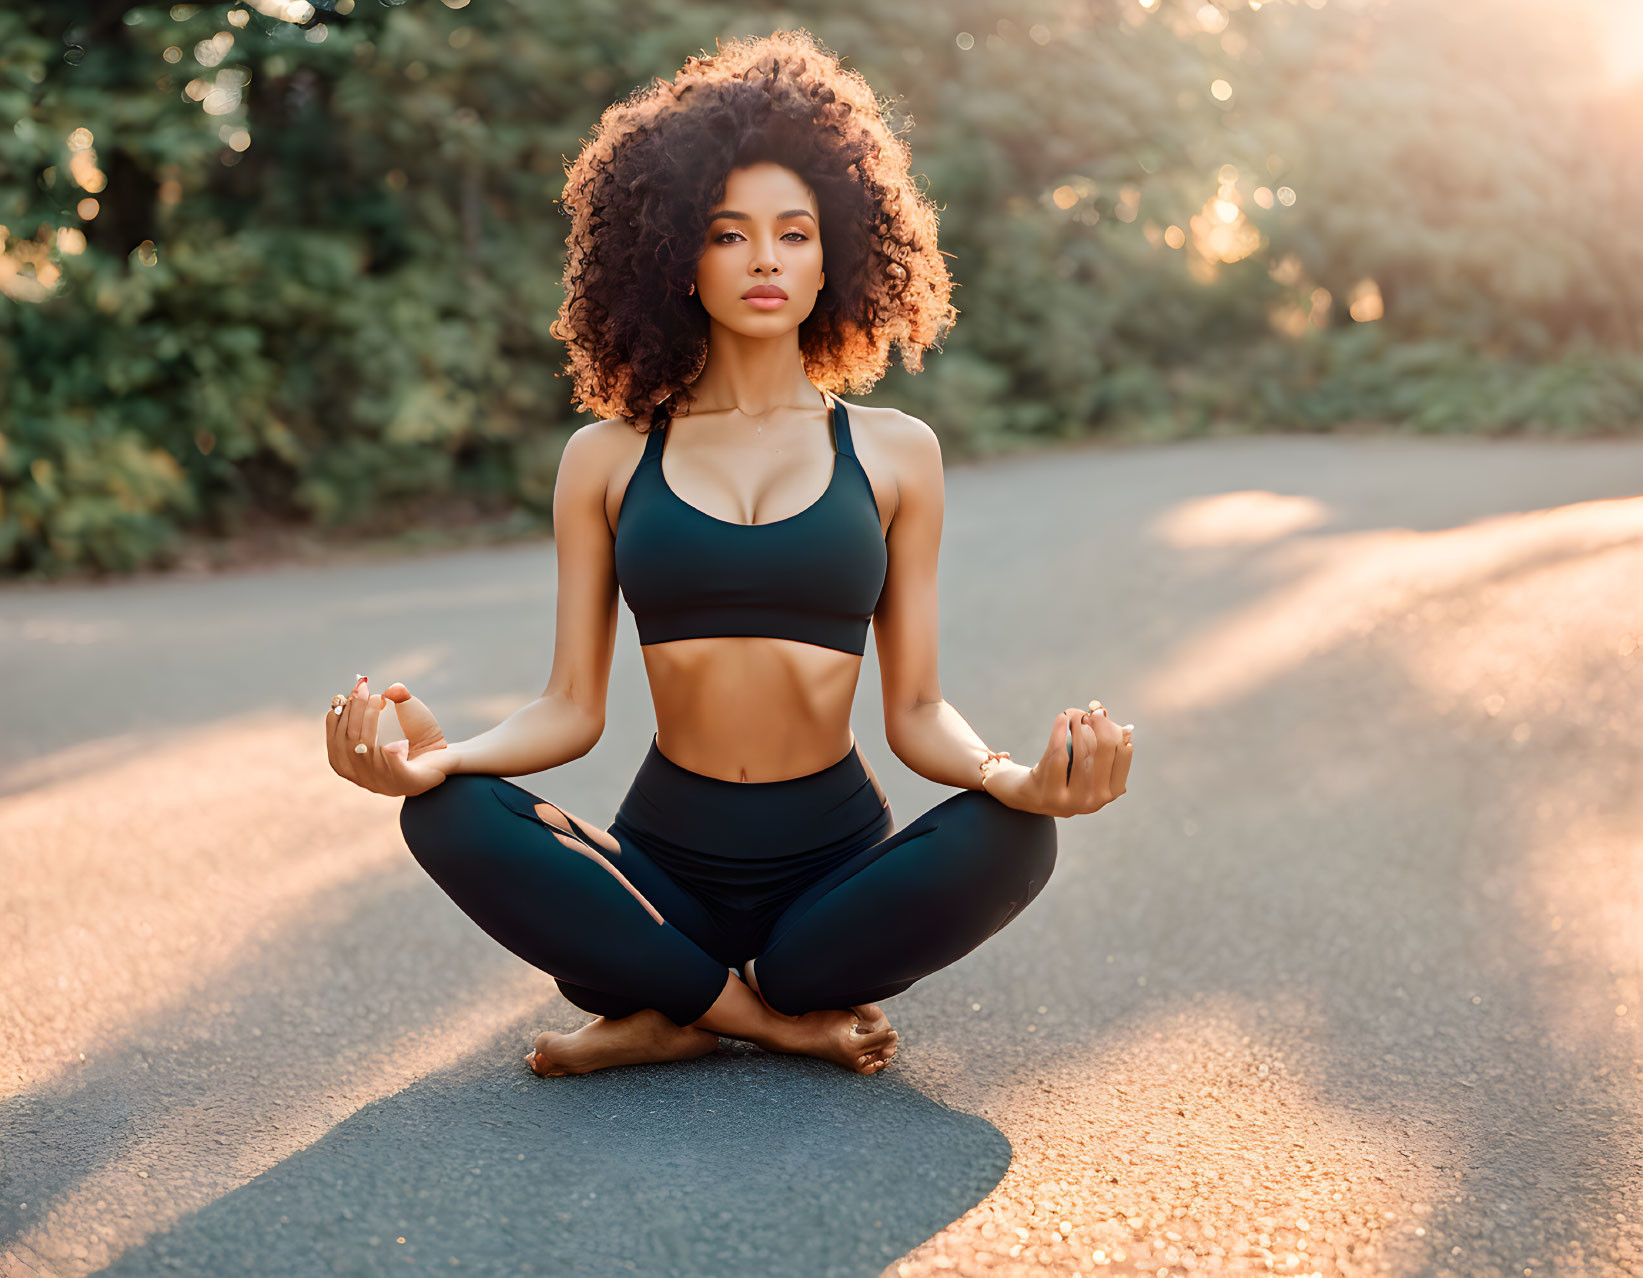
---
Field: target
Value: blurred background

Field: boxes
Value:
[2,0,1640,581]
[6,6,1643,1276]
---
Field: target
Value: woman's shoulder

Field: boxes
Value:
[572,414,656,460]
[840,401,938,475]
[837,398,931,438]
[578,412,652,440]
[560,415,651,490]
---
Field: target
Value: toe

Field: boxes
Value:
[856,1027,894,1054]
[852,1002,887,1028]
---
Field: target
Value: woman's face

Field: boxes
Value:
[694,162,825,336]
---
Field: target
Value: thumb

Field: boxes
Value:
[386,687,441,740]
[385,740,409,759]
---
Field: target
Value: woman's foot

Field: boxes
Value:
[525,1008,720,1077]
[848,1002,898,1071]
[775,1006,898,1075]
[743,958,898,1073]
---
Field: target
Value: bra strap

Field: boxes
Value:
[830,397,857,459]
[640,418,668,462]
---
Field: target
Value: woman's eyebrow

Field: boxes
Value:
[708,209,817,223]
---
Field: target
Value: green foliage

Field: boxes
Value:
[2,0,1640,577]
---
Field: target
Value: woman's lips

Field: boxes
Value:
[743,295,787,310]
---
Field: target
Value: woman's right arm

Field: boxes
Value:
[443,420,624,778]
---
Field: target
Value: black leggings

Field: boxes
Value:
[398,733,1058,1027]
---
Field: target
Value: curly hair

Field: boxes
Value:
[549,29,958,431]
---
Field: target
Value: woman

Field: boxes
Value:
[324,30,1134,1079]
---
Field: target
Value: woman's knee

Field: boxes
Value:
[965,788,1059,889]
[399,772,497,862]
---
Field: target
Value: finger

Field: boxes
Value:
[1059,709,1081,785]
[385,687,442,743]
[342,675,370,749]
[359,692,388,778]
[325,691,346,771]
[1087,715,1125,806]
[1077,717,1100,791]
[338,682,374,784]
[1088,709,1123,749]
[380,739,417,790]
[1110,725,1134,795]
[329,677,366,777]
[327,676,362,747]
[352,732,378,778]
[382,683,418,724]
[1068,708,1089,783]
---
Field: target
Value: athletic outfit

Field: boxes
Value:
[399,395,1058,1027]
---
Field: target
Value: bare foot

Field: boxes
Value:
[744,958,898,1074]
[525,1008,720,1077]
[780,1007,899,1075]
[848,1002,898,1071]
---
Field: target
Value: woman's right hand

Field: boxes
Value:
[326,675,458,797]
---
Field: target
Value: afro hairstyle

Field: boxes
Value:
[549,28,959,431]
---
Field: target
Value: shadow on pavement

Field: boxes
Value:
[91,1037,1009,1278]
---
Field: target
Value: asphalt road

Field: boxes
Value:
[3,431,1641,1277]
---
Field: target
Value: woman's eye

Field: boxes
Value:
[712,231,810,244]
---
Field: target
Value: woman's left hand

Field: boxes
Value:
[987,700,1134,818]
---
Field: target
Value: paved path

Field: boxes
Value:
[3,432,1641,1277]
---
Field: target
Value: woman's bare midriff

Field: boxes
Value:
[604,401,896,783]
[643,637,864,781]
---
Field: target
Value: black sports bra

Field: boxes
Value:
[613,395,889,656]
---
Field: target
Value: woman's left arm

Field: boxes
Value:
[874,412,1134,817]
[874,413,1002,791]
